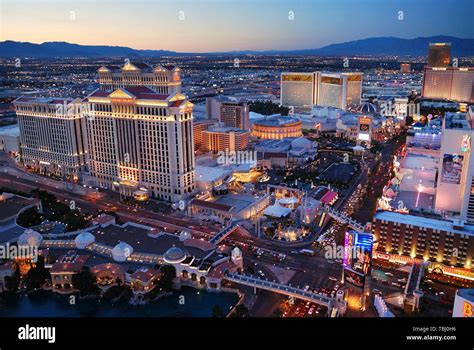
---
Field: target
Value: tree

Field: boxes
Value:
[25,256,49,290]
[72,267,99,296]
[17,207,44,227]
[212,305,224,317]
[157,265,176,291]
[248,100,289,116]
[4,275,20,292]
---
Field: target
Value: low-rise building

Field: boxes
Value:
[372,211,474,282]
[130,266,162,294]
[50,250,89,293]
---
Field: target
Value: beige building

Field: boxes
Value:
[206,95,249,131]
[84,86,195,202]
[98,61,182,95]
[14,97,88,181]
[280,71,363,110]
[422,67,474,103]
[202,126,249,153]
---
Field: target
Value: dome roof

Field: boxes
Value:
[357,102,377,115]
[74,232,95,249]
[112,242,133,262]
[163,246,186,264]
[17,229,43,247]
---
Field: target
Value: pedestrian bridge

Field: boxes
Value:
[323,206,366,233]
[225,272,346,316]
[209,224,239,245]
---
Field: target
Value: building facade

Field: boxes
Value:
[428,43,451,68]
[193,119,218,152]
[14,97,88,181]
[422,67,474,103]
[252,116,302,140]
[98,61,182,95]
[84,86,195,202]
[372,211,474,281]
[206,96,249,131]
[280,72,317,108]
[280,71,363,110]
[434,112,474,222]
[202,126,249,153]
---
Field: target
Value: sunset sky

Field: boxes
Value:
[1,0,472,52]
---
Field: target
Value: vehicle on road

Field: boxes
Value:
[299,249,315,256]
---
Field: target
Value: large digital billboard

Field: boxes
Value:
[344,269,365,289]
[441,153,463,184]
[344,231,373,276]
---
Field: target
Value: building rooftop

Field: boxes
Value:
[254,116,300,127]
[0,124,20,137]
[50,251,89,273]
[457,289,474,302]
[14,96,73,105]
[0,193,40,222]
[130,266,161,283]
[445,112,471,130]
[89,223,212,259]
[373,211,474,236]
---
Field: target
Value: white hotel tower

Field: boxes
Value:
[84,61,196,202]
[14,97,88,180]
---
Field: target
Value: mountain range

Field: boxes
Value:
[1,36,473,58]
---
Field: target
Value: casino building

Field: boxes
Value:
[280,71,363,110]
[372,211,474,282]
[97,61,182,95]
[422,67,474,103]
[14,61,197,202]
[84,84,195,201]
[252,116,302,140]
[14,97,88,180]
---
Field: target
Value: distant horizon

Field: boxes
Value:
[1,0,472,52]
[2,34,474,54]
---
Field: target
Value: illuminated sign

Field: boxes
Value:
[463,302,473,317]
[461,134,471,153]
[359,124,370,132]
[346,74,362,82]
[343,231,353,267]
[344,231,373,275]
[358,116,372,124]
[358,133,370,141]
[441,153,464,184]
[282,74,314,82]
[344,269,365,289]
[321,76,342,85]
[111,98,136,104]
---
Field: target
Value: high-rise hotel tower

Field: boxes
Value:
[85,61,196,202]
[14,97,88,181]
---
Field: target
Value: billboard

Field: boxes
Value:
[344,269,365,289]
[359,124,370,132]
[344,231,373,276]
[441,153,463,184]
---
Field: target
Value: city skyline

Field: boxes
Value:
[1,0,473,52]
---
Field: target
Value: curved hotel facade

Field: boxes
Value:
[252,116,302,140]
